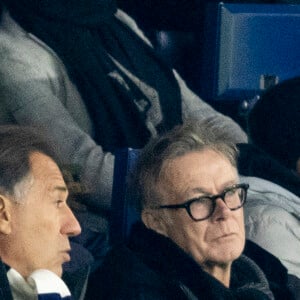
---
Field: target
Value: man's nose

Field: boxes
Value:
[212,197,231,219]
[61,206,82,237]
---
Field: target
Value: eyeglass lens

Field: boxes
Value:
[189,186,245,220]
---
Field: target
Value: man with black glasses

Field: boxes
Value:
[86,120,297,299]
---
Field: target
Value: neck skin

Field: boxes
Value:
[202,263,232,287]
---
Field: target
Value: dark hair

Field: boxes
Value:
[248,77,300,170]
[0,125,59,199]
[131,120,238,213]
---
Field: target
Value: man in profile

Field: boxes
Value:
[0,125,81,299]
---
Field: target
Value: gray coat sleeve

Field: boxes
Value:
[174,70,248,144]
[0,36,114,210]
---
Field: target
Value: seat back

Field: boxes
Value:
[110,148,141,245]
[200,3,300,102]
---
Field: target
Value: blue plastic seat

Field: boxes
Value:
[110,148,141,245]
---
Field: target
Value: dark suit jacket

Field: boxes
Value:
[0,260,13,300]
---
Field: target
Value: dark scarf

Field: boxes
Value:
[127,223,272,299]
[4,0,182,152]
[86,222,277,299]
[0,260,13,300]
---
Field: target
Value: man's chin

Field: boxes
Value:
[51,265,63,278]
[208,245,244,266]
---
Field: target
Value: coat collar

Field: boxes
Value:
[127,222,273,299]
[0,260,13,300]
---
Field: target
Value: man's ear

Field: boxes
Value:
[142,209,168,237]
[0,195,12,235]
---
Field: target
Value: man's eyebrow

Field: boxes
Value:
[183,187,209,200]
[221,180,239,190]
[190,187,207,195]
[54,186,68,193]
[189,180,238,196]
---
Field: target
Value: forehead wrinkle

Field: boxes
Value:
[195,178,239,194]
[159,152,238,201]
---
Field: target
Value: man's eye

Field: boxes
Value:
[55,200,64,208]
[195,197,211,205]
[226,187,238,196]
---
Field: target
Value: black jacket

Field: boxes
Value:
[86,223,274,299]
[0,260,13,300]
[237,143,300,197]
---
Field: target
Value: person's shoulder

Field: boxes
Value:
[241,175,300,204]
[244,190,300,249]
[86,243,182,300]
[243,176,300,241]
[92,244,159,283]
[245,203,298,225]
[86,244,167,299]
[0,10,63,78]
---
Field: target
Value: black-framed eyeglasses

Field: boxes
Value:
[157,183,249,222]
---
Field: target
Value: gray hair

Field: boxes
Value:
[10,173,35,203]
[131,120,239,213]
